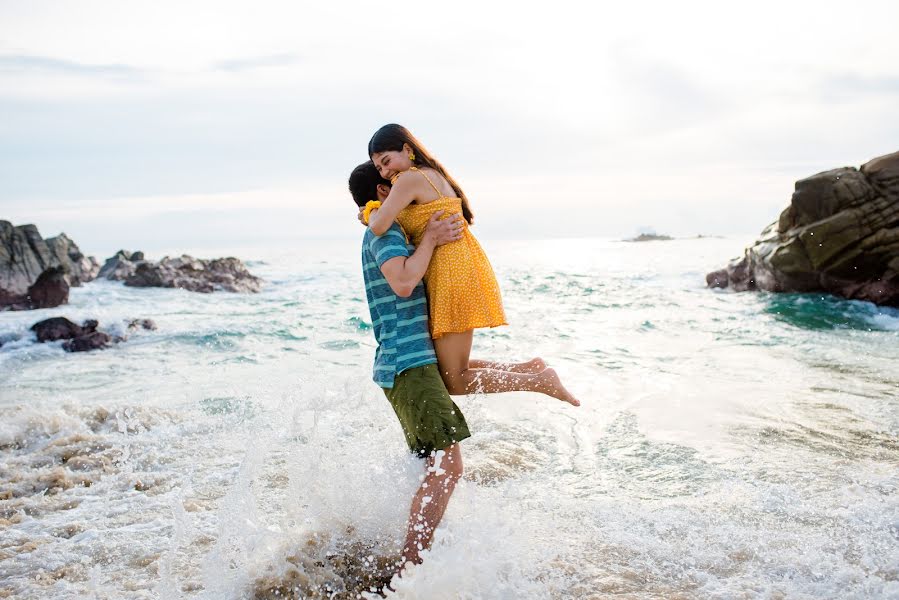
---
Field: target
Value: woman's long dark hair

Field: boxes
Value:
[368,124,474,224]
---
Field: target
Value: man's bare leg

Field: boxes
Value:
[400,444,464,567]
[434,332,580,406]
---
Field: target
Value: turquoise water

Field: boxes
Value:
[1,236,897,599]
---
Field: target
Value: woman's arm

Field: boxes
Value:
[380,211,463,296]
[368,174,417,236]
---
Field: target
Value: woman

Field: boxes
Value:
[363,124,579,406]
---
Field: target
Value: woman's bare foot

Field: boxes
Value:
[534,368,580,406]
[469,357,548,374]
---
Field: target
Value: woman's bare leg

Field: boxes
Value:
[469,357,547,374]
[433,332,579,406]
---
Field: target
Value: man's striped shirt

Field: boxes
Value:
[362,224,437,388]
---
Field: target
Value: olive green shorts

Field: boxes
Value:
[383,363,471,457]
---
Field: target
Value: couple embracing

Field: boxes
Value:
[348,124,579,577]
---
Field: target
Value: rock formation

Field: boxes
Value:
[30,316,156,352]
[0,222,99,310]
[707,150,899,307]
[100,251,262,293]
[97,250,145,280]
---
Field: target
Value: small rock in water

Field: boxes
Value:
[128,318,157,331]
[62,331,112,353]
[31,317,90,342]
[706,269,729,289]
[30,316,155,352]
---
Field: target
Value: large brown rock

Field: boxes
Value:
[101,252,262,293]
[26,266,70,309]
[0,222,99,310]
[707,150,899,306]
[0,267,71,310]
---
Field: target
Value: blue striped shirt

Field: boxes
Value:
[362,224,437,388]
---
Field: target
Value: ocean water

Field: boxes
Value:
[1,236,897,600]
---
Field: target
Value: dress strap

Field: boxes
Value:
[409,166,445,199]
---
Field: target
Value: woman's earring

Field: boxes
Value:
[408,150,415,162]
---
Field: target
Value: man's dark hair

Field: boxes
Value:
[348,161,384,207]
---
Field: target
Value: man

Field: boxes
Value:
[348,160,469,571]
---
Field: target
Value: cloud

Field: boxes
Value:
[2,1,898,244]
[212,53,300,72]
[609,45,729,133]
[0,51,302,83]
[818,72,899,102]
[0,54,144,80]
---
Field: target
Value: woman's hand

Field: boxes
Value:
[358,206,380,226]
[423,210,463,246]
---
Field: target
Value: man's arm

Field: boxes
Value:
[380,211,462,297]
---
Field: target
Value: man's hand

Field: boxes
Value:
[423,210,464,246]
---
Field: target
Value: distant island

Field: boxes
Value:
[624,233,674,242]
[622,233,723,242]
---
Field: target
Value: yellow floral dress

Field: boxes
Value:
[393,168,507,339]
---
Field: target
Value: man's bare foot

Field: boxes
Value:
[534,368,580,406]
[394,551,420,576]
[384,557,418,594]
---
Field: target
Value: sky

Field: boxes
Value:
[1,0,898,256]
